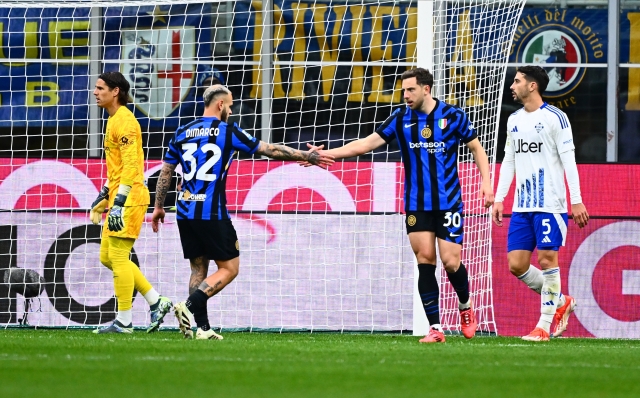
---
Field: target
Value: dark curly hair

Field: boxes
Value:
[401,68,434,90]
[516,66,549,94]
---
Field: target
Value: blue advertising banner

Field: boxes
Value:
[0,4,211,128]
[0,7,91,127]
[0,4,638,132]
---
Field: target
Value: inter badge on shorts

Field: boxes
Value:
[421,127,432,139]
[407,215,417,226]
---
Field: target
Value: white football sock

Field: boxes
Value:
[537,267,561,333]
[517,265,543,294]
[143,288,160,306]
[459,299,471,311]
[116,310,132,326]
[517,265,567,307]
[430,324,443,332]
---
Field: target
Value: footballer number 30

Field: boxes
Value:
[443,211,461,228]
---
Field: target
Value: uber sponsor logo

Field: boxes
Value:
[178,190,207,201]
[409,141,445,154]
[514,139,543,153]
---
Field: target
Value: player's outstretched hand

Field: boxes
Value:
[571,203,589,228]
[298,143,334,169]
[492,202,504,227]
[151,207,165,233]
[480,181,494,208]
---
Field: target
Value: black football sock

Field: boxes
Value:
[446,262,470,305]
[418,264,440,327]
[186,289,210,331]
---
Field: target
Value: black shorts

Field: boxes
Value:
[405,210,464,244]
[177,219,240,261]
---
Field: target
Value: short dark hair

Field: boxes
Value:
[203,85,231,107]
[98,71,130,105]
[401,68,434,89]
[516,66,549,94]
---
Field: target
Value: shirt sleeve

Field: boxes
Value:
[553,110,575,155]
[560,150,583,205]
[456,109,478,144]
[495,126,515,203]
[230,123,260,155]
[163,134,181,165]
[374,107,401,143]
[114,118,142,187]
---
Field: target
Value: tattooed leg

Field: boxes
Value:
[189,256,209,295]
[198,257,240,298]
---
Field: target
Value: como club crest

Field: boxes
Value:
[121,28,196,119]
[519,28,586,98]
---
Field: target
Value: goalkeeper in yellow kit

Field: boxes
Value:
[90,71,172,334]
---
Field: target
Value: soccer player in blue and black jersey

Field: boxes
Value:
[151,85,334,339]
[306,68,494,343]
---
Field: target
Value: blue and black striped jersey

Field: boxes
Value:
[376,99,477,212]
[164,117,259,220]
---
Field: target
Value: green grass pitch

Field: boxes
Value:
[1,330,639,398]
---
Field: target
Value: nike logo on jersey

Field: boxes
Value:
[404,123,416,128]
[450,233,460,237]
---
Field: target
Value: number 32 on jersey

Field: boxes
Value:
[181,143,222,182]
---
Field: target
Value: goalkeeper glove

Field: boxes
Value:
[90,186,109,225]
[107,185,130,232]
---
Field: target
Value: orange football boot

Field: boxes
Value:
[522,327,550,342]
[552,295,576,338]
[419,328,446,343]
[459,304,477,339]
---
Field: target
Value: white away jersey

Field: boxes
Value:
[505,103,575,213]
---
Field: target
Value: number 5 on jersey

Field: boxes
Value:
[182,143,222,182]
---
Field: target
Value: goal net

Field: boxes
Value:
[0,0,525,334]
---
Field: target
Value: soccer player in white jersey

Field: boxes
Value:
[492,66,589,341]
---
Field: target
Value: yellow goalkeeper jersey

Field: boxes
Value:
[104,105,150,207]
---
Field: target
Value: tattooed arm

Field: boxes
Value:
[255,141,334,168]
[151,162,177,233]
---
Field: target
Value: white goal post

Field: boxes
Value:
[0,0,525,334]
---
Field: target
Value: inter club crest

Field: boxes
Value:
[121,28,196,119]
